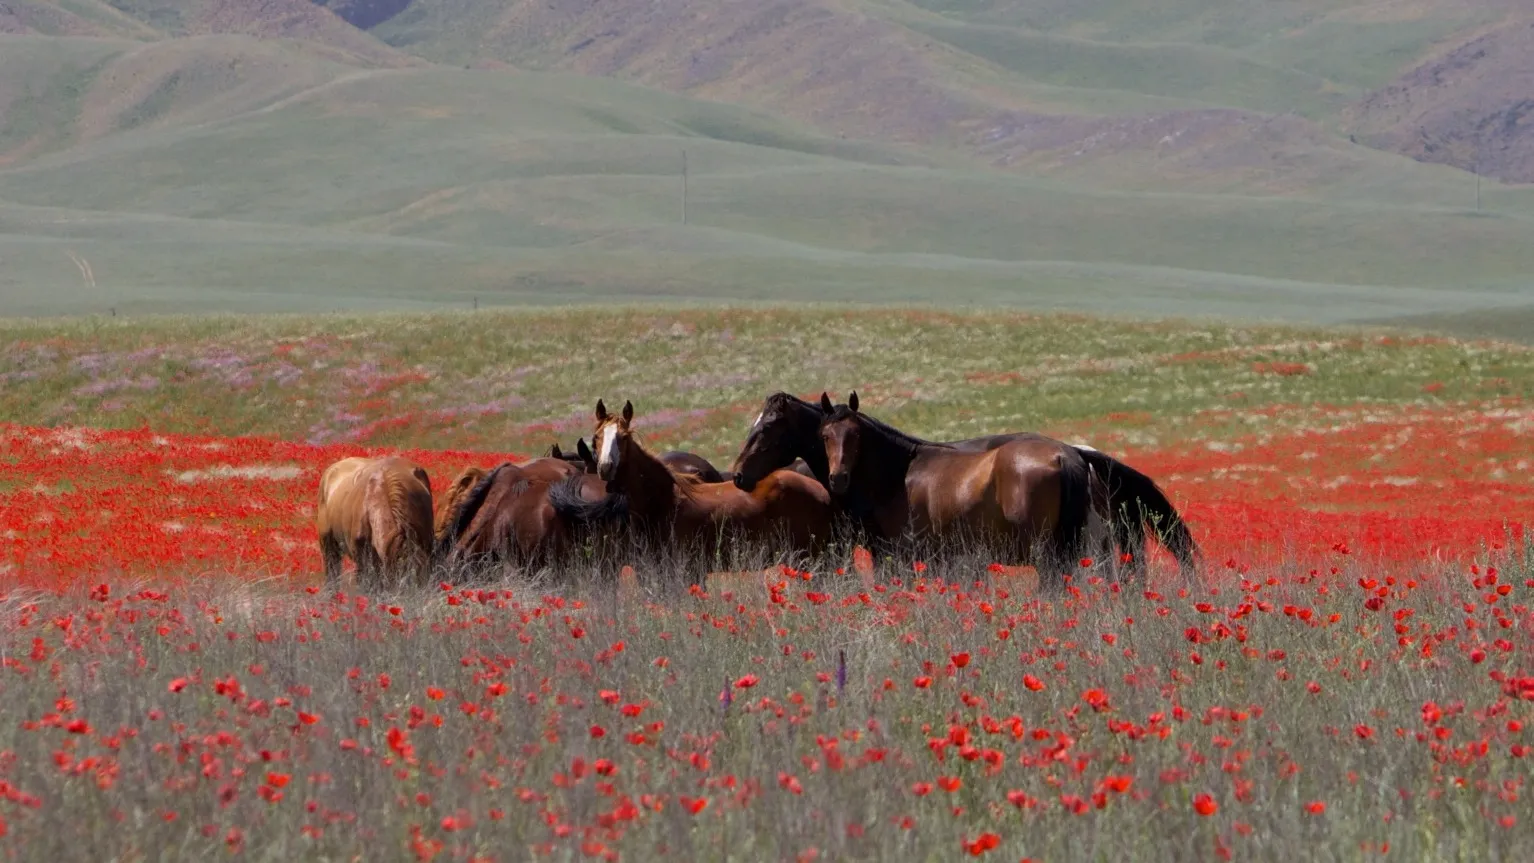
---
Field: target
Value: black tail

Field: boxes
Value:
[1075,448,1200,576]
[436,462,512,561]
[548,473,629,535]
[1044,447,1093,591]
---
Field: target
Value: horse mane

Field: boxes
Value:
[765,391,814,412]
[825,404,941,456]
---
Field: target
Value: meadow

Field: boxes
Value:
[1,307,1532,859]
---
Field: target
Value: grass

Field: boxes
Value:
[3,306,1531,459]
[1,309,1530,859]
[2,548,1531,860]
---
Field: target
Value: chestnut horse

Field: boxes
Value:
[732,391,1198,585]
[549,399,832,577]
[316,456,434,592]
[436,455,617,578]
[434,466,488,548]
[814,393,1094,593]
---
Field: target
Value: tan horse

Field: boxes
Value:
[316,456,434,592]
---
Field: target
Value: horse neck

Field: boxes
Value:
[782,404,829,481]
[854,416,918,496]
[615,435,683,526]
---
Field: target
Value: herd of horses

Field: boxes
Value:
[315,391,1201,595]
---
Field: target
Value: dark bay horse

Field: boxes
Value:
[549,439,597,473]
[435,455,618,578]
[549,399,833,575]
[813,393,1093,592]
[659,450,731,484]
[731,391,1199,585]
[316,456,435,592]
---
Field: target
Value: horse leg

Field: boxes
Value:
[355,540,380,593]
[321,534,344,592]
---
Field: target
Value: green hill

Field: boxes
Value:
[0,0,1530,328]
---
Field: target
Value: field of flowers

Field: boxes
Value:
[1,308,1532,859]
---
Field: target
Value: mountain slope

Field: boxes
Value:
[1347,13,1534,182]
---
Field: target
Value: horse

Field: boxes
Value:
[316,456,435,592]
[659,450,731,484]
[813,392,1094,593]
[549,399,833,579]
[434,466,489,549]
[549,439,597,473]
[436,455,616,578]
[731,391,1198,585]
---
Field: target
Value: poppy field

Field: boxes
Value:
[1,308,1532,860]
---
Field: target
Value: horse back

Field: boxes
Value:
[516,457,581,484]
[907,440,1068,533]
[363,458,434,546]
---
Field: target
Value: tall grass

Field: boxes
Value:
[3,542,1530,861]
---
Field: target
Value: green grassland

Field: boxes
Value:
[4,307,1530,462]
[0,22,1532,330]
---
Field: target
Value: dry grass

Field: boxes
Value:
[1,543,1531,860]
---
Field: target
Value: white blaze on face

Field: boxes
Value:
[597,424,620,472]
[1073,443,1098,453]
[751,412,762,430]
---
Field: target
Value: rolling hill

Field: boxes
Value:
[0,0,1530,332]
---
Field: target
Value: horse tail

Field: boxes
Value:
[1050,447,1092,582]
[437,462,511,560]
[548,473,628,534]
[1075,448,1200,575]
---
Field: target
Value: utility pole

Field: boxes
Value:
[681,149,688,226]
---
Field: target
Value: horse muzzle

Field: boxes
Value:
[828,473,850,495]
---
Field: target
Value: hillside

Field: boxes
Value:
[0,2,1532,323]
[1347,12,1534,183]
[358,0,1530,181]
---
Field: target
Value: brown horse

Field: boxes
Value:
[434,466,489,548]
[316,456,435,592]
[660,450,731,484]
[549,439,597,473]
[732,391,1198,585]
[816,393,1094,593]
[549,399,833,575]
[436,456,618,578]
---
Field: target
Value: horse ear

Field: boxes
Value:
[577,438,594,462]
[848,391,859,413]
[550,442,563,459]
[596,399,608,421]
[621,400,634,423]
[820,392,834,414]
